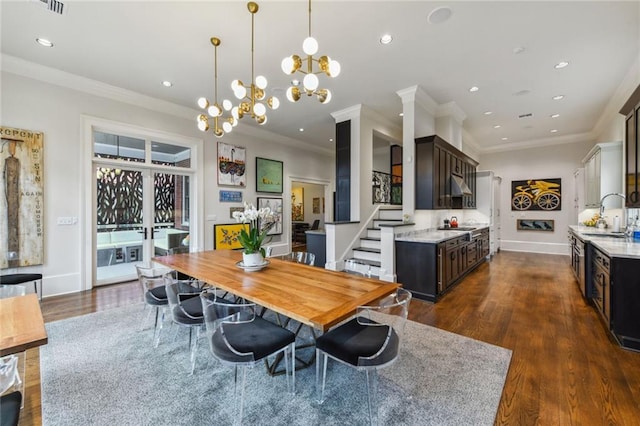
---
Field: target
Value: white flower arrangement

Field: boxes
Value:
[232,202,273,256]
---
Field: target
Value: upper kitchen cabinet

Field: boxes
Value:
[415,135,478,210]
[621,85,640,207]
[582,141,622,209]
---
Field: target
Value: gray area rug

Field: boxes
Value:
[40,304,511,425]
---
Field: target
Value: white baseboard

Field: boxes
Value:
[42,272,82,298]
[500,240,570,256]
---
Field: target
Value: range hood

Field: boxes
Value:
[451,173,472,197]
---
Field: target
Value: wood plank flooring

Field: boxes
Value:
[18,251,640,425]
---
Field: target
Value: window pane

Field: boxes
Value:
[94,131,145,162]
[151,141,191,168]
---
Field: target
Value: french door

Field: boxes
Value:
[90,126,198,286]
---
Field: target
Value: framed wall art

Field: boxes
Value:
[256,157,283,193]
[213,223,249,250]
[1,126,44,268]
[517,219,555,232]
[511,178,561,211]
[219,190,242,202]
[217,142,246,187]
[292,187,304,221]
[313,197,320,214]
[257,197,283,235]
[229,206,244,219]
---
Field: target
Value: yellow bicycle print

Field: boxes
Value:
[512,179,561,210]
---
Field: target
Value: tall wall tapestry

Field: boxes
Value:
[372,171,391,204]
[96,168,175,227]
[217,142,246,187]
[292,187,304,221]
[1,126,44,268]
[511,178,561,211]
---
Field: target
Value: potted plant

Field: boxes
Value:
[232,202,274,266]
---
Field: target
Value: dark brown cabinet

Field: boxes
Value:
[621,85,640,207]
[415,135,478,210]
[396,229,489,302]
[589,244,640,351]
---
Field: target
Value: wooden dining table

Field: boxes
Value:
[153,250,400,332]
[0,293,48,357]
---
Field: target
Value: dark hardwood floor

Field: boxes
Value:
[19,251,640,425]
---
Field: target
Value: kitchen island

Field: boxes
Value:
[569,225,640,351]
[395,225,490,301]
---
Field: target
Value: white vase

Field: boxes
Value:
[242,252,264,267]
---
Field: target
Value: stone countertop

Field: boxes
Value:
[395,224,490,244]
[569,225,640,259]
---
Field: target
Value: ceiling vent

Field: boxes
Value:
[518,113,533,119]
[33,0,65,15]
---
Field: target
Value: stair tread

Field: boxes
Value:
[360,237,381,241]
[354,247,381,253]
[345,258,381,267]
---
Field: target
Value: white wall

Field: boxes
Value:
[478,139,596,254]
[1,71,333,297]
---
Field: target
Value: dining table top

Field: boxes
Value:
[0,293,48,356]
[154,250,400,332]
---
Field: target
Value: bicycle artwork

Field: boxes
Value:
[511,178,562,211]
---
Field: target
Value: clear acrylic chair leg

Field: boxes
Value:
[365,369,379,426]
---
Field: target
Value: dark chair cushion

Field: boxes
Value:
[145,286,168,305]
[211,317,295,363]
[0,391,22,426]
[316,317,399,367]
[0,274,42,284]
[172,296,204,325]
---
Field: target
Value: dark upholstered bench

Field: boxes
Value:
[0,274,43,300]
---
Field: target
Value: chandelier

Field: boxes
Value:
[196,37,236,136]
[229,1,279,125]
[281,0,340,104]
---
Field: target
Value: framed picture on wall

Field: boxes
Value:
[511,178,561,211]
[257,197,283,235]
[217,142,246,187]
[256,157,283,193]
[292,187,304,221]
[213,223,249,250]
[517,219,555,231]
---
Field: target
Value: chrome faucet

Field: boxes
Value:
[599,192,626,230]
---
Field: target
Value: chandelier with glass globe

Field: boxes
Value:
[196,37,236,136]
[281,0,340,104]
[229,1,279,126]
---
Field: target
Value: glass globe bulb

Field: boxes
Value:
[302,36,318,55]
[234,85,247,100]
[286,86,300,102]
[232,106,240,120]
[222,99,232,111]
[253,102,266,117]
[232,117,238,127]
[222,121,233,133]
[303,73,319,91]
[257,115,267,125]
[255,75,268,90]
[231,79,242,90]
[197,120,208,132]
[269,96,280,110]
[208,104,221,117]
[329,60,341,77]
[197,97,209,109]
[281,56,294,75]
[319,89,332,104]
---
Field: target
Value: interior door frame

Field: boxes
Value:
[82,115,203,291]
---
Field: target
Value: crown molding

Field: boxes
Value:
[479,131,595,154]
[330,104,362,123]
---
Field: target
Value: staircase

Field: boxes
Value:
[343,208,403,278]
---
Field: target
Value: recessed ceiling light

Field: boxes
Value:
[501,137,509,141]
[469,86,479,92]
[399,113,404,117]
[513,46,526,55]
[161,81,173,87]
[292,79,300,86]
[428,6,452,24]
[554,61,569,69]
[299,128,304,132]
[550,129,558,133]
[493,125,501,129]
[483,111,493,115]
[553,95,564,100]
[551,114,560,118]
[380,34,393,45]
[36,38,54,47]
[329,138,334,142]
